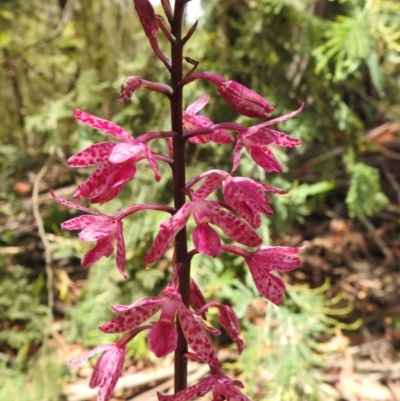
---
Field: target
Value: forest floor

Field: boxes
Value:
[3,136,400,401]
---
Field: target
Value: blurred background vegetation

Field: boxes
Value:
[1,0,400,400]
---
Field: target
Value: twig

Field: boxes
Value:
[31,146,56,310]
[358,214,392,261]
[380,160,400,206]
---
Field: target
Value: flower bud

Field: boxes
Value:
[218,80,275,118]
[134,0,158,39]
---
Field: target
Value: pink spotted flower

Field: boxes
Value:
[99,282,220,367]
[67,327,149,401]
[142,197,262,263]
[232,104,304,173]
[157,372,250,401]
[183,95,234,144]
[69,109,163,204]
[223,245,302,306]
[50,190,127,278]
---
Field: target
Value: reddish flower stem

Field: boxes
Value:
[170,0,189,393]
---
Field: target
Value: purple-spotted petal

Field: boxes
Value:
[190,279,207,317]
[79,219,116,241]
[82,237,114,267]
[61,215,100,231]
[250,246,302,271]
[157,376,216,401]
[50,190,103,216]
[244,141,282,172]
[192,173,224,201]
[148,320,177,357]
[186,95,210,115]
[206,202,262,247]
[116,221,127,279]
[247,265,286,306]
[176,305,219,367]
[109,142,144,163]
[99,298,162,333]
[193,223,222,257]
[74,109,133,142]
[66,343,116,366]
[143,203,192,264]
[218,305,244,354]
[231,133,244,173]
[68,142,116,167]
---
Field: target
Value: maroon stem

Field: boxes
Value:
[170,0,189,393]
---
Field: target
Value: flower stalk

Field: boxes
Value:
[54,1,305,400]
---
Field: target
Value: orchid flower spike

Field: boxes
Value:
[51,190,127,278]
[69,109,162,203]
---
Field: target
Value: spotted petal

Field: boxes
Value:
[74,109,133,142]
[99,298,162,333]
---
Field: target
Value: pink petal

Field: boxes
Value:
[176,305,219,368]
[143,203,192,264]
[192,173,224,201]
[143,145,161,181]
[79,219,116,241]
[93,346,125,401]
[245,128,278,145]
[215,377,250,401]
[231,133,244,173]
[50,190,102,216]
[74,109,133,142]
[66,343,116,366]
[82,237,114,267]
[245,142,282,172]
[61,215,99,231]
[157,376,216,401]
[148,320,177,357]
[68,142,116,167]
[193,223,222,257]
[206,202,262,247]
[247,265,286,306]
[186,94,210,115]
[251,246,302,271]
[109,142,143,163]
[116,221,127,279]
[89,185,124,205]
[99,298,162,333]
[271,130,301,147]
[74,161,136,202]
[218,305,244,354]
[189,279,207,317]
[208,129,235,144]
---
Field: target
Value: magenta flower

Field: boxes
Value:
[67,327,148,401]
[51,190,127,278]
[67,342,125,401]
[157,373,250,401]
[224,245,302,306]
[69,109,162,204]
[99,286,219,367]
[183,95,234,144]
[142,199,262,263]
[232,105,304,173]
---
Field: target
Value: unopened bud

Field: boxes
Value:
[182,71,275,118]
[218,80,274,118]
[118,76,144,103]
[134,0,158,39]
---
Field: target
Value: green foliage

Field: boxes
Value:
[344,152,389,218]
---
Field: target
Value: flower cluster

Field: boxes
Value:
[55,1,304,400]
